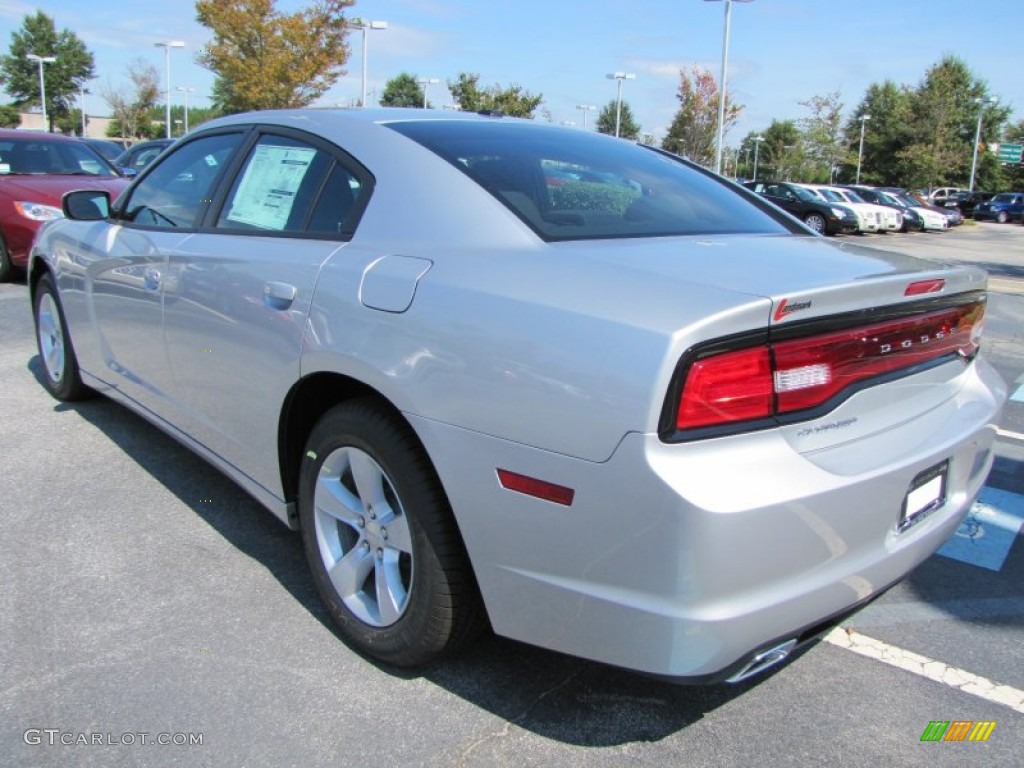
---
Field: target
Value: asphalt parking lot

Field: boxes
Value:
[1,223,1022,767]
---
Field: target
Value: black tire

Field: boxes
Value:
[0,238,20,283]
[33,273,90,401]
[299,399,484,667]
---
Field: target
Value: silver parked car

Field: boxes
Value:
[29,110,1006,683]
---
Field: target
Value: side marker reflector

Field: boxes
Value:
[497,469,575,506]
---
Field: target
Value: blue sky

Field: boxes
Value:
[1,0,1019,143]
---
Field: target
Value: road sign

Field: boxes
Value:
[996,143,1022,163]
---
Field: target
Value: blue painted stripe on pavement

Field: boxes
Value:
[1011,384,1024,403]
[939,486,1024,571]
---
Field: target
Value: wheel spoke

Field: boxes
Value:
[349,450,386,509]
[375,550,408,625]
[315,473,364,528]
[328,545,373,600]
[382,514,412,554]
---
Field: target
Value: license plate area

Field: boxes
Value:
[897,460,948,533]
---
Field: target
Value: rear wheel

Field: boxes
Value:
[33,273,90,401]
[803,212,827,234]
[299,400,484,667]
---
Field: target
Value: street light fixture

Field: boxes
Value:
[350,18,387,108]
[418,78,440,109]
[705,0,755,174]
[969,96,999,192]
[606,72,635,138]
[155,41,186,139]
[752,134,765,181]
[25,53,57,131]
[576,103,596,130]
[855,114,871,184]
[176,86,195,134]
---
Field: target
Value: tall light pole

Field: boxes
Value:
[79,81,88,136]
[752,135,765,181]
[705,0,754,174]
[418,77,439,108]
[969,96,999,192]
[26,53,56,131]
[351,18,387,107]
[155,41,185,139]
[606,72,635,138]
[855,114,871,184]
[176,86,194,134]
[576,103,596,130]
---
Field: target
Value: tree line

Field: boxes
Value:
[1,2,1020,192]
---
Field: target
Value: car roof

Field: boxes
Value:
[0,128,83,143]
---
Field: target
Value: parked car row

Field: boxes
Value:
[743,181,953,236]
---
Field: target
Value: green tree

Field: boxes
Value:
[798,91,844,183]
[0,11,96,132]
[447,73,542,118]
[841,81,913,185]
[894,56,1009,189]
[757,119,802,181]
[1000,119,1024,190]
[0,103,20,127]
[380,73,427,108]
[102,59,160,141]
[595,99,640,140]
[661,66,741,167]
[196,0,354,113]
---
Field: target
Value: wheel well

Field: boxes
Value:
[278,373,406,506]
[28,255,49,297]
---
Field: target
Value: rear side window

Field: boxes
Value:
[216,133,363,237]
[387,121,793,241]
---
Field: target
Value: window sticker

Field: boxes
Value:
[224,144,317,230]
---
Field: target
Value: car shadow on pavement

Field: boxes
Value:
[28,353,789,747]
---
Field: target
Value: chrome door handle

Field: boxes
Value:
[143,267,161,290]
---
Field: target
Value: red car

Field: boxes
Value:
[0,129,129,281]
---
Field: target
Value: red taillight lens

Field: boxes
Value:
[673,300,984,434]
[676,346,774,430]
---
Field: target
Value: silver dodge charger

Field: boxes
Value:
[29,109,1006,683]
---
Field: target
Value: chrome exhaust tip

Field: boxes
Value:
[726,639,797,683]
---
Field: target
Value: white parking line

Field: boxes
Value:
[825,627,1024,714]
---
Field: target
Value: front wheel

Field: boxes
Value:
[0,238,19,283]
[996,211,1009,224]
[299,400,484,667]
[803,212,827,234]
[33,273,90,401]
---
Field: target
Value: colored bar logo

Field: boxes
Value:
[920,720,997,742]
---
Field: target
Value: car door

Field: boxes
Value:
[160,129,369,495]
[87,130,245,411]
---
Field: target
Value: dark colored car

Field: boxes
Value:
[0,129,129,280]
[841,185,925,232]
[114,138,175,174]
[742,181,857,235]
[944,191,995,219]
[972,192,1024,223]
[81,137,128,165]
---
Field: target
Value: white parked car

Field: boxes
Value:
[800,185,880,233]
[820,186,903,232]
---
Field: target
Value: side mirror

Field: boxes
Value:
[62,189,111,221]
[119,166,139,179]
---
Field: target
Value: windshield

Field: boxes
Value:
[991,193,1016,203]
[0,137,118,177]
[840,189,866,203]
[816,188,846,203]
[387,120,795,241]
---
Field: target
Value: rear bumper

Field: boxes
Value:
[410,358,1006,680]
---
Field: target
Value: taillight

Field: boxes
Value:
[676,347,773,429]
[672,299,984,435]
